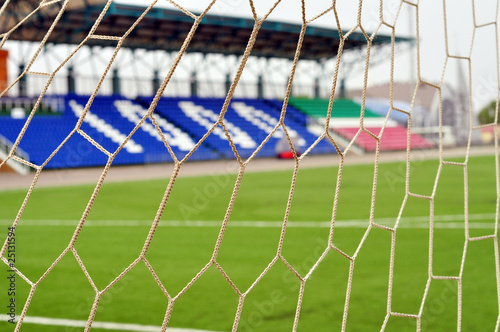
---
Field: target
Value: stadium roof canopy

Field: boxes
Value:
[1,0,411,61]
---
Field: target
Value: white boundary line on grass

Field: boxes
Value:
[0,215,496,331]
[2,315,217,332]
[0,213,496,229]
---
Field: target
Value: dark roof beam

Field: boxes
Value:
[2,3,410,60]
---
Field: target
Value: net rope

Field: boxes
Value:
[1,0,499,331]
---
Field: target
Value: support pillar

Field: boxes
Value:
[257,75,264,99]
[190,72,198,97]
[152,70,160,94]
[340,77,346,99]
[67,66,75,94]
[19,64,27,96]
[225,73,232,94]
[314,77,320,99]
[112,68,120,95]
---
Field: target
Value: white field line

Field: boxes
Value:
[2,315,217,332]
[0,213,497,229]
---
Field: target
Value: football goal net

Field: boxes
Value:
[0,0,499,331]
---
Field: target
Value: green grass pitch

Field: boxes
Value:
[0,154,498,331]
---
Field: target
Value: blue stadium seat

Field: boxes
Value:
[0,95,218,169]
[0,95,337,170]
[138,96,338,159]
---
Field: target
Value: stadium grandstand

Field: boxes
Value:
[2,0,435,172]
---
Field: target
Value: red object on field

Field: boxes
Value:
[278,151,295,159]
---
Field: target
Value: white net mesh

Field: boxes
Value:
[1,0,499,331]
